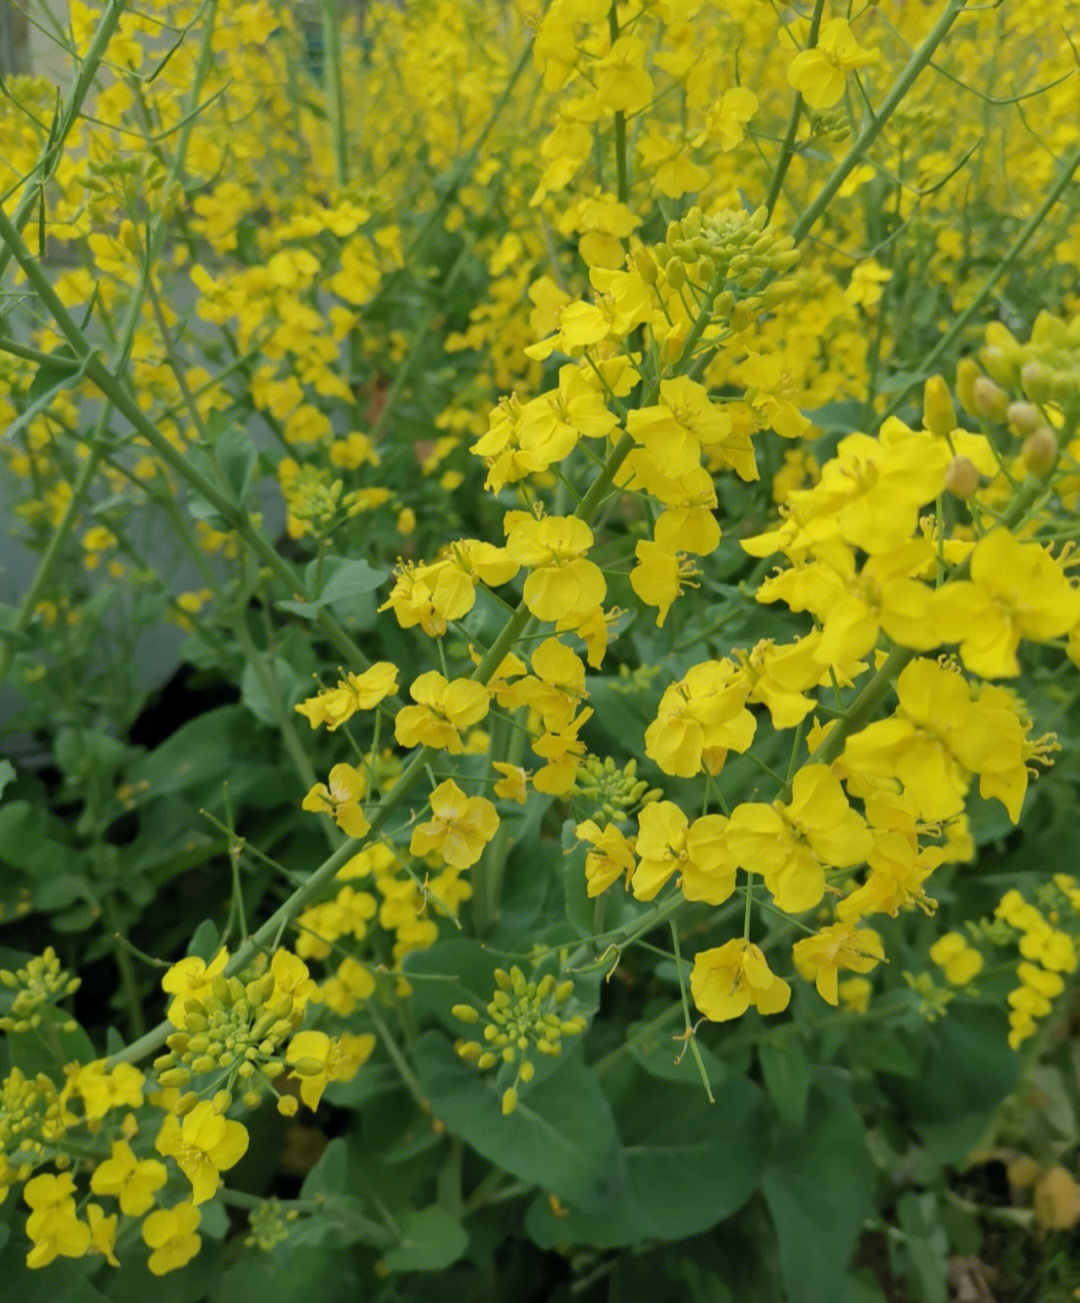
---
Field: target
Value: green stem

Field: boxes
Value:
[764,0,825,220]
[320,0,349,187]
[789,0,967,248]
[880,141,1080,423]
[0,0,125,281]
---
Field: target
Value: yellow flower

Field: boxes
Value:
[504,514,606,622]
[787,18,878,109]
[690,939,791,1022]
[90,1140,167,1215]
[302,763,371,839]
[142,1201,201,1276]
[394,672,490,753]
[929,932,984,985]
[792,923,885,1005]
[161,949,229,1028]
[409,779,500,869]
[286,1029,372,1110]
[155,1102,249,1204]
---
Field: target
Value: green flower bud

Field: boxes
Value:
[923,375,957,437]
[1021,428,1057,476]
[665,258,686,290]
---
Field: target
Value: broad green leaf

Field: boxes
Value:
[277,556,385,618]
[759,1035,810,1129]
[382,1207,469,1272]
[761,1073,877,1303]
[527,1068,768,1248]
[209,1247,359,1303]
[412,1031,623,1214]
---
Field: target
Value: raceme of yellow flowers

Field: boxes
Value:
[3,0,1080,1280]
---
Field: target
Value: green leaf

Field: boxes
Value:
[187,918,220,962]
[759,1035,810,1129]
[526,1068,768,1249]
[0,759,15,797]
[412,1031,623,1214]
[382,1207,469,1273]
[5,346,93,445]
[209,1247,359,1303]
[276,556,385,618]
[213,422,258,501]
[240,653,297,727]
[560,821,593,938]
[761,1073,877,1303]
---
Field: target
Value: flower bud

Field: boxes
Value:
[1021,428,1057,476]
[277,1095,299,1118]
[632,246,658,284]
[1006,401,1041,437]
[972,376,1008,422]
[290,1056,325,1078]
[955,358,980,414]
[452,1004,479,1024]
[664,258,685,290]
[501,1087,518,1116]
[922,375,957,437]
[1021,361,1052,403]
[157,1067,192,1088]
[944,456,981,499]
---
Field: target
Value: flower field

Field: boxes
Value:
[2,1,1080,1298]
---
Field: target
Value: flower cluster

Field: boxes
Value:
[453,967,588,1114]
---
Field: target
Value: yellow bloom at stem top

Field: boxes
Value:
[155,1101,249,1204]
[409,779,499,869]
[787,17,878,109]
[690,939,791,1022]
[141,1201,201,1276]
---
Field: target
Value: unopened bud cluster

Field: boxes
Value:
[574,755,660,825]
[0,1068,65,1178]
[650,205,800,320]
[245,1198,298,1251]
[153,972,303,1111]
[453,967,587,1115]
[0,948,81,1033]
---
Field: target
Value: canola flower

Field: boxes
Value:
[1,0,1079,1284]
